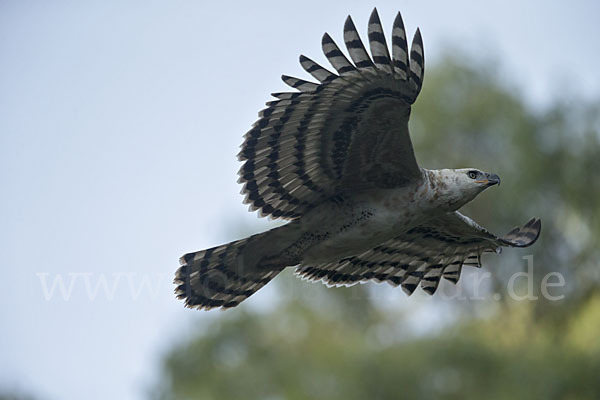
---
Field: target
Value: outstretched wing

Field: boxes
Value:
[295,213,541,295]
[239,9,425,219]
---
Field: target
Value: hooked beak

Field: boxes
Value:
[475,173,501,187]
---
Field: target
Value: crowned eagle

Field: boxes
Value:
[174,9,541,310]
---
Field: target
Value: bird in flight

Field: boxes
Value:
[175,8,541,310]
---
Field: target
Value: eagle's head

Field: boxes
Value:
[432,168,501,211]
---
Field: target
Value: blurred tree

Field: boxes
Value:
[0,392,39,400]
[410,52,600,321]
[153,53,600,400]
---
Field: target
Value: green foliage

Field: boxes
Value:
[156,284,600,400]
[154,55,600,399]
[411,52,600,309]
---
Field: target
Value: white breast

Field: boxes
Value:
[300,183,433,264]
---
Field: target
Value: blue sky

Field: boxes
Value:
[1,1,599,399]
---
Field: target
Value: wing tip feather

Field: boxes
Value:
[502,217,542,248]
[368,7,381,25]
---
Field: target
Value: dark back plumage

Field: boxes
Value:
[238,8,425,219]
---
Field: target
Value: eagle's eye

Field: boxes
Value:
[468,171,478,179]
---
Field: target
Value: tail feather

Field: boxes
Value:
[175,225,298,310]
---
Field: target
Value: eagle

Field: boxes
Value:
[175,8,541,310]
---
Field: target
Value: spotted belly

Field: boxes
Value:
[300,200,426,264]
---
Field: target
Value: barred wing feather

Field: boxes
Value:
[295,213,541,295]
[239,8,424,219]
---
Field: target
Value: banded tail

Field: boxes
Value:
[174,224,299,310]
